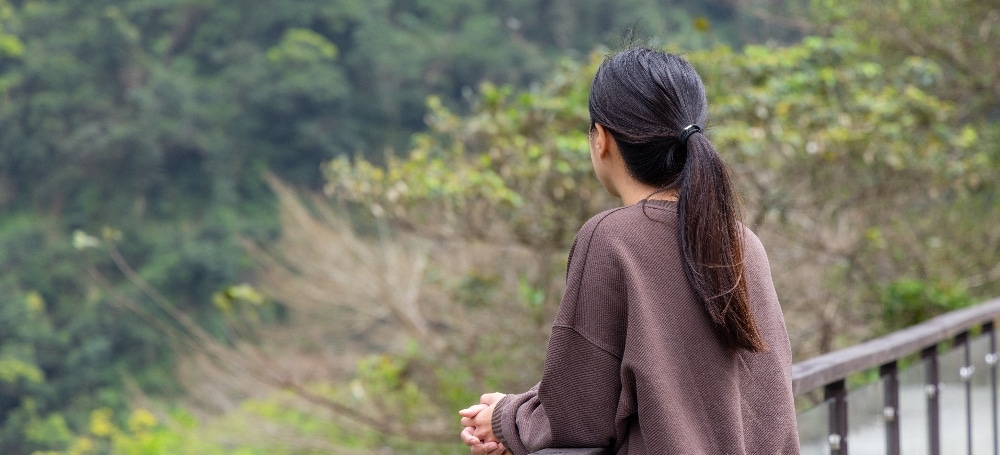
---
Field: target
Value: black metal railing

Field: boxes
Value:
[527,297,1000,455]
[794,297,1000,454]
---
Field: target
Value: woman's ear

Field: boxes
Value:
[592,123,612,159]
[588,123,622,198]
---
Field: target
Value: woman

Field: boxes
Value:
[459,47,799,454]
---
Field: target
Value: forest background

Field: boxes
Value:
[0,0,998,454]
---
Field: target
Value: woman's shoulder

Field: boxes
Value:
[567,201,680,266]
[739,224,774,276]
[578,206,628,235]
[739,224,768,257]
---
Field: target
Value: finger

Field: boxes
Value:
[459,403,487,418]
[473,409,493,427]
[460,426,480,446]
[471,441,499,455]
[480,392,506,405]
[460,416,475,426]
[460,403,486,414]
[473,427,493,442]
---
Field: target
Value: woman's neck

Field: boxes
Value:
[619,185,679,206]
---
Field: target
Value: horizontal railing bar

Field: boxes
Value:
[792,297,1000,396]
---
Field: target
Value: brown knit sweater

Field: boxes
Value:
[492,200,799,454]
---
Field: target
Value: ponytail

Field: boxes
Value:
[678,132,766,352]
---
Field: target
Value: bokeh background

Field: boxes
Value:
[0,0,998,453]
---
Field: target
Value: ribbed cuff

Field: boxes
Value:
[491,394,511,448]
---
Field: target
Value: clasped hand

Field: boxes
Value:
[458,392,508,455]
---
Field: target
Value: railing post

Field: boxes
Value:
[956,331,974,455]
[987,321,999,455]
[881,361,900,455]
[825,379,848,455]
[923,345,941,455]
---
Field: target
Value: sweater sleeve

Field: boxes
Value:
[493,214,627,454]
[491,384,551,453]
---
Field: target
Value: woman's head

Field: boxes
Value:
[588,49,708,188]
[588,47,767,353]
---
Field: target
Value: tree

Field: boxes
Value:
[327,36,995,362]
[800,0,1000,337]
[689,37,995,351]
[199,56,611,452]
[171,33,997,451]
[0,1,773,451]
[810,0,999,120]
[7,0,996,452]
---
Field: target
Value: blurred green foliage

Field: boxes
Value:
[0,0,997,453]
[0,0,770,452]
[262,30,996,453]
[880,278,973,333]
[333,30,999,359]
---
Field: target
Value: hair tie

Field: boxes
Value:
[679,124,702,146]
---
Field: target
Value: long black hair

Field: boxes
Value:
[588,48,766,352]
